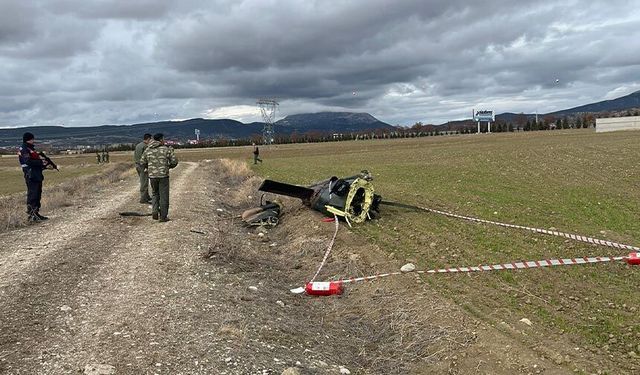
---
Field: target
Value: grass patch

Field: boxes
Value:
[0,163,132,232]
[0,165,110,196]
[185,129,640,361]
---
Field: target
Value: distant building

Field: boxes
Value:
[63,149,83,155]
[596,116,640,133]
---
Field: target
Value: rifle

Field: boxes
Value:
[38,151,59,171]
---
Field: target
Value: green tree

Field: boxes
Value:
[531,119,540,131]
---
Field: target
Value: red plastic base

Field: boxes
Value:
[626,252,640,265]
[305,281,344,296]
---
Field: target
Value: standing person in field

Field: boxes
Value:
[134,133,152,203]
[140,133,178,222]
[96,151,101,164]
[18,132,50,222]
[252,143,262,164]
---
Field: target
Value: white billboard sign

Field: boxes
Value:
[473,110,495,122]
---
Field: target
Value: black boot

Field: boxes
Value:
[35,212,49,220]
[27,207,41,222]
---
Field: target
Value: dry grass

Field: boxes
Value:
[199,226,241,261]
[0,163,132,232]
[328,288,475,373]
[214,159,263,207]
[0,197,23,229]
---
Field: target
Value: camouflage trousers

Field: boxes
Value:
[150,177,170,219]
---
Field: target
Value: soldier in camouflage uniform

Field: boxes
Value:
[140,133,178,222]
[134,133,152,203]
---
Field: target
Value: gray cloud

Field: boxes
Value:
[45,0,173,20]
[0,2,38,45]
[1,0,639,128]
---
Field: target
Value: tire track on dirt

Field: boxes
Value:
[38,160,229,373]
[22,161,211,373]
[0,163,197,373]
[0,180,138,289]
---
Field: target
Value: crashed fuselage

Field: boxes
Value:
[258,171,381,224]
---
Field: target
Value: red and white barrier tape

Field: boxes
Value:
[383,201,640,252]
[296,252,639,294]
[309,214,339,282]
[339,253,637,284]
[295,202,640,295]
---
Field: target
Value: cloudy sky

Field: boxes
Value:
[1,0,639,128]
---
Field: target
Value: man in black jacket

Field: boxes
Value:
[18,132,50,222]
[252,143,262,164]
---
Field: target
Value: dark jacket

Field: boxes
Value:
[134,141,147,164]
[18,143,45,182]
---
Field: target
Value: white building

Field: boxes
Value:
[596,116,640,133]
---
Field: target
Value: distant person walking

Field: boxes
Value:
[140,133,178,222]
[104,150,110,163]
[18,132,51,222]
[253,143,262,164]
[96,151,101,164]
[134,133,153,203]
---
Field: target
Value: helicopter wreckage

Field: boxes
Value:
[242,171,381,227]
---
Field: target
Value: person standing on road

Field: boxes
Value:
[252,143,262,164]
[140,133,178,222]
[134,133,152,203]
[18,132,50,222]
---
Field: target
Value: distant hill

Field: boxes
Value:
[436,90,640,129]
[0,118,262,148]
[276,112,393,133]
[0,112,392,148]
[548,90,640,116]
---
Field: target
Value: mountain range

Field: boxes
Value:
[0,112,394,148]
[1,90,639,148]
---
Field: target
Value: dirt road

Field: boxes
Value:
[0,160,621,374]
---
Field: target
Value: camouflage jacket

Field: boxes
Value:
[140,141,178,178]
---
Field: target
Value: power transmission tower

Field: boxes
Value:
[257,99,279,144]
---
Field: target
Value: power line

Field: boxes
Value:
[257,99,279,144]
